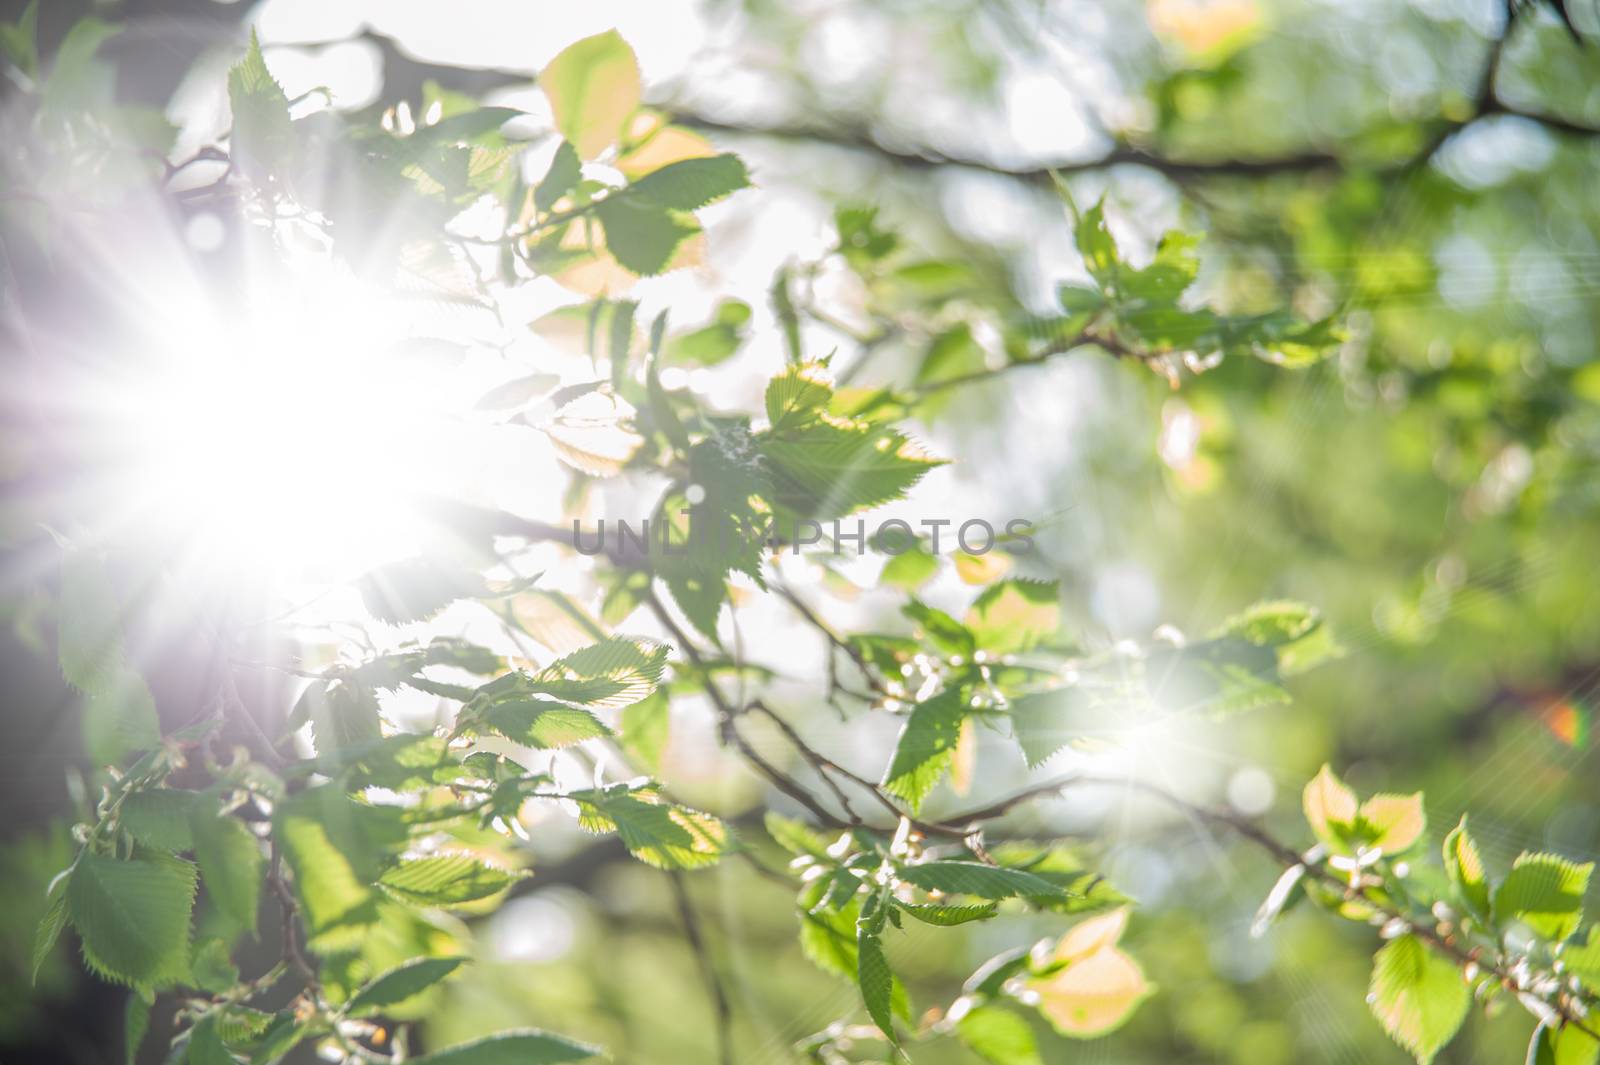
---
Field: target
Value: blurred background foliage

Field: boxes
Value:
[3,0,1600,1062]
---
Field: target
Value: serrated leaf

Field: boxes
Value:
[957,1005,1043,1065]
[227,30,293,177]
[881,688,969,812]
[347,956,467,1016]
[192,813,264,934]
[857,924,896,1042]
[410,1028,603,1064]
[1494,853,1592,942]
[629,153,749,210]
[1368,934,1470,1065]
[572,788,727,870]
[67,852,196,990]
[896,901,998,926]
[1217,600,1320,646]
[539,30,640,160]
[595,196,700,276]
[481,701,612,749]
[378,856,519,907]
[120,789,204,852]
[897,860,1068,900]
[764,362,834,431]
[525,636,669,708]
[32,877,69,985]
[761,421,941,522]
[1007,688,1086,769]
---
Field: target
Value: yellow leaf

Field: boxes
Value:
[954,550,1010,586]
[1052,907,1129,964]
[618,123,716,180]
[1302,764,1358,848]
[539,30,641,160]
[1031,944,1150,1038]
[1359,793,1426,854]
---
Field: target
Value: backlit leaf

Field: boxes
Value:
[1367,934,1470,1065]
[539,31,640,160]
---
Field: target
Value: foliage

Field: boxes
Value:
[3,5,1599,1065]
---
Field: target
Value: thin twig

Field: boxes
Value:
[668,872,735,1065]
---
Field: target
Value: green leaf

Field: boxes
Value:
[534,141,581,212]
[761,420,941,521]
[378,856,519,907]
[539,30,640,160]
[1565,925,1600,985]
[664,300,751,366]
[897,860,1069,901]
[124,993,150,1065]
[481,701,612,748]
[1074,199,1119,288]
[1530,1021,1600,1065]
[188,936,238,993]
[956,1005,1044,1065]
[1216,600,1320,646]
[764,362,834,431]
[1367,934,1470,1065]
[273,789,401,952]
[620,690,669,772]
[120,788,204,852]
[32,877,69,985]
[917,323,987,386]
[347,956,467,1016]
[525,636,669,708]
[410,1028,603,1065]
[895,901,998,926]
[596,195,700,276]
[192,813,264,935]
[1494,853,1592,942]
[186,1016,241,1065]
[966,580,1060,655]
[857,924,896,1042]
[765,812,836,860]
[879,540,938,591]
[66,852,197,990]
[1007,688,1087,769]
[902,600,976,658]
[629,153,749,210]
[1442,816,1491,922]
[881,688,969,812]
[307,681,384,757]
[572,787,728,870]
[227,30,294,177]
